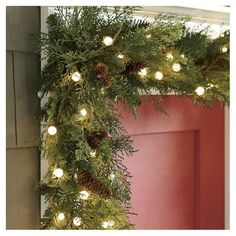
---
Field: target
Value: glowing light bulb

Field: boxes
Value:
[102,220,114,228]
[108,221,114,227]
[110,173,115,180]
[101,88,105,94]
[57,213,65,221]
[103,36,113,46]
[138,68,147,77]
[221,46,228,53]
[166,53,173,60]
[73,217,82,226]
[90,151,96,157]
[102,221,109,229]
[48,126,57,135]
[80,108,87,117]
[53,168,64,178]
[155,71,163,80]
[172,63,181,72]
[195,86,205,96]
[71,72,82,82]
[146,34,151,38]
[117,54,124,59]
[79,190,89,200]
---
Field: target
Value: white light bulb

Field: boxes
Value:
[101,88,105,94]
[195,86,205,96]
[110,173,115,180]
[102,221,109,229]
[108,220,114,227]
[155,71,163,80]
[146,34,151,38]
[103,36,113,46]
[117,54,124,59]
[73,217,82,226]
[221,47,228,53]
[71,72,81,82]
[90,151,96,157]
[102,220,114,228]
[53,168,64,178]
[48,126,57,135]
[138,68,147,77]
[166,53,173,60]
[79,190,89,200]
[57,213,65,221]
[172,63,181,72]
[80,108,87,117]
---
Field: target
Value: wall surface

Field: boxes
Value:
[6,6,41,229]
[119,95,225,229]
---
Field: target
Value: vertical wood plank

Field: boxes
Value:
[14,52,40,147]
[6,6,41,229]
[6,6,40,52]
[6,148,40,229]
[6,51,16,148]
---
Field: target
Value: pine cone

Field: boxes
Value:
[77,170,111,199]
[204,58,228,70]
[96,128,108,139]
[124,62,146,75]
[86,128,108,149]
[95,63,108,77]
[86,135,101,149]
[95,63,111,86]
[100,76,112,87]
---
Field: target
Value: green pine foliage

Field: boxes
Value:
[35,6,229,229]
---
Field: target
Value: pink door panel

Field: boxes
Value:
[118,95,224,229]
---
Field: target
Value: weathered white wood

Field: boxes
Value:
[135,6,229,24]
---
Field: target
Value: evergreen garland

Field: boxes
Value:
[34,6,229,229]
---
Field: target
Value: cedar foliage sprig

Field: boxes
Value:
[35,6,229,230]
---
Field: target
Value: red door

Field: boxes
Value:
[118,95,224,229]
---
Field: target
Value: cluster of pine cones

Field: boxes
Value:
[95,61,146,86]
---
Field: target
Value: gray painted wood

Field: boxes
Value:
[6,6,40,229]
[6,6,40,52]
[14,51,40,147]
[6,51,16,148]
[6,148,40,229]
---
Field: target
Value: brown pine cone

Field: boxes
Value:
[99,76,112,87]
[95,63,111,86]
[124,62,146,75]
[95,63,108,77]
[96,128,108,139]
[204,58,229,70]
[77,170,111,199]
[86,135,101,149]
[86,128,108,149]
